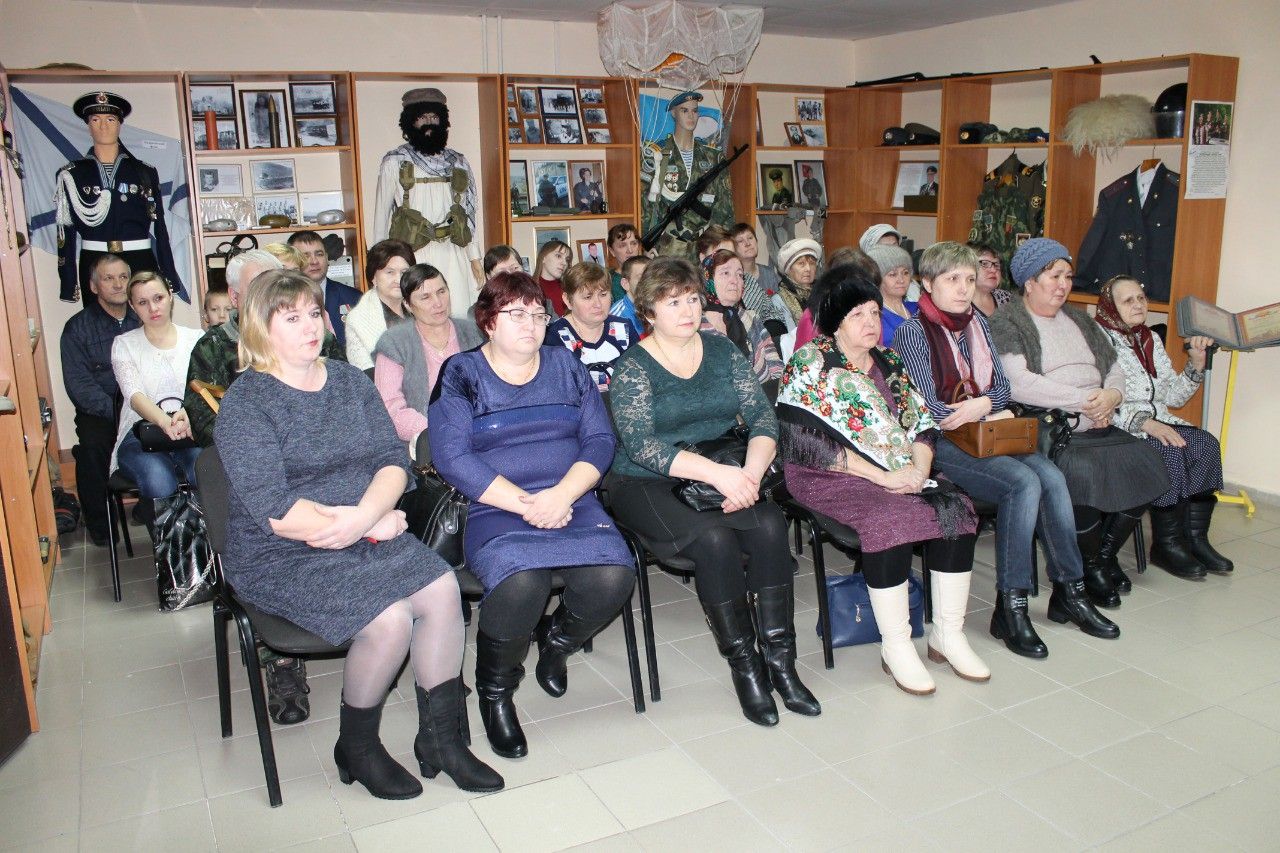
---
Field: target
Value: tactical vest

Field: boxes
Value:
[388,161,472,251]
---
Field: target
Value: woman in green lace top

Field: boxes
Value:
[608,257,819,727]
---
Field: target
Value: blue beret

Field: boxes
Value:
[1010,238,1072,288]
[668,91,703,111]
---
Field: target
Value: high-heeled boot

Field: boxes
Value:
[414,679,504,792]
[989,588,1048,659]
[474,631,530,759]
[1149,503,1207,579]
[926,571,990,682]
[333,698,423,800]
[751,585,820,716]
[1077,519,1120,609]
[867,581,934,696]
[535,604,609,698]
[702,596,779,726]
[1186,493,1234,574]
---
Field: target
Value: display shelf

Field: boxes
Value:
[863,209,938,219]
[192,145,352,157]
[756,145,829,152]
[511,213,635,224]
[944,141,1049,150]
[202,222,359,238]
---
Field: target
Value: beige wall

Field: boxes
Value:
[852,0,1280,498]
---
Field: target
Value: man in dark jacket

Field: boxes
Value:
[60,254,138,545]
[289,230,359,348]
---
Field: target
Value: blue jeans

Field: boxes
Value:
[934,437,1083,589]
[115,431,200,499]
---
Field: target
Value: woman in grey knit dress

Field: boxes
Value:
[214,270,501,801]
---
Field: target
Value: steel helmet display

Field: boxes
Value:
[1152,83,1188,138]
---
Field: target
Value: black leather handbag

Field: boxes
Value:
[673,420,786,512]
[1010,404,1078,461]
[399,464,468,567]
[132,396,197,452]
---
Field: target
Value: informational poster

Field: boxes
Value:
[1184,100,1233,200]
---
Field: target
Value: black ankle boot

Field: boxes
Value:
[752,585,820,716]
[334,699,423,800]
[535,604,605,698]
[989,589,1048,659]
[702,596,779,727]
[1047,580,1120,639]
[475,631,530,759]
[414,679,504,792]
[1077,522,1120,609]
[1186,494,1234,574]
[1149,503,1207,579]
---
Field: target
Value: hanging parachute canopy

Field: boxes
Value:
[597,1,763,92]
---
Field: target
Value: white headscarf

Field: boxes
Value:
[858,224,901,254]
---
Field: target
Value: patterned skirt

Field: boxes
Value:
[1146,425,1223,507]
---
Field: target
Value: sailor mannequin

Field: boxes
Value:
[55,92,185,303]
[372,89,483,317]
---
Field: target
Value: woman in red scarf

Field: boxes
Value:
[1095,276,1232,576]
[893,242,1118,660]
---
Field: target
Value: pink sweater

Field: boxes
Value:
[373,324,461,444]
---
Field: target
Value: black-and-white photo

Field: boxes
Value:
[197,164,244,197]
[587,128,612,144]
[250,159,296,193]
[240,89,290,149]
[506,84,515,104]
[299,191,344,224]
[254,194,299,225]
[192,118,240,151]
[507,106,519,125]
[523,118,543,145]
[289,81,337,116]
[518,87,539,116]
[580,87,604,105]
[507,126,523,144]
[582,107,608,126]
[294,117,339,147]
[544,117,583,145]
[795,97,824,122]
[539,86,579,116]
[190,84,235,118]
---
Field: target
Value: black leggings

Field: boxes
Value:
[861,534,976,589]
[678,504,794,605]
[478,564,634,641]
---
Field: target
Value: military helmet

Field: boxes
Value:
[1151,83,1187,138]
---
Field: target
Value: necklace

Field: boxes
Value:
[485,344,539,385]
[418,322,451,357]
[651,332,698,377]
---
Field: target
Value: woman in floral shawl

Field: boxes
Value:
[777,268,982,696]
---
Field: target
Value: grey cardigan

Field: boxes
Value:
[374,318,484,417]
[988,294,1117,379]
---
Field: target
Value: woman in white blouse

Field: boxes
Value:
[111,272,204,522]
[343,239,416,373]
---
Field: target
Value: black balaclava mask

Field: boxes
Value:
[399,102,451,156]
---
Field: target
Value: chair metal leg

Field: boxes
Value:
[214,602,233,738]
[116,493,134,558]
[809,522,835,670]
[582,638,594,654]
[921,548,932,624]
[620,590,645,713]
[1030,532,1040,597]
[793,517,804,556]
[104,493,123,602]
[627,536,661,702]
[233,610,283,807]
[1133,521,1147,573]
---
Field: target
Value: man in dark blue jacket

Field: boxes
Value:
[60,254,138,545]
[288,230,359,348]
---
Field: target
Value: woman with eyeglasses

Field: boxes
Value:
[428,272,634,761]
[968,242,1012,317]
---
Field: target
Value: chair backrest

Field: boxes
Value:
[195,446,231,555]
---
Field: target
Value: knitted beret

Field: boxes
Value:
[865,244,913,278]
[1010,238,1072,287]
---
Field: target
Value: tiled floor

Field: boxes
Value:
[6,502,1280,851]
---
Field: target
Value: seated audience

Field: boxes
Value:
[867,243,918,346]
[61,254,139,546]
[774,238,822,327]
[700,249,783,388]
[730,222,789,343]
[289,229,360,347]
[533,239,572,317]
[606,223,642,302]
[989,239,1170,607]
[545,262,633,389]
[216,270,501,800]
[1095,276,1232,576]
[610,255,648,341]
[201,288,232,330]
[968,241,1011,316]
[777,268,984,696]
[893,242,1118,658]
[374,264,484,452]
[429,273,635,760]
[344,239,416,372]
[608,258,819,726]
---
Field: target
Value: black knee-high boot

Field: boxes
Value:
[1076,517,1119,609]
[474,631,530,759]
[752,585,820,716]
[535,603,610,698]
[702,596,779,727]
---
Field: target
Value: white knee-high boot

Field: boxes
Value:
[926,571,990,682]
[867,581,935,696]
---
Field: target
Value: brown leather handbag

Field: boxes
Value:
[944,383,1038,458]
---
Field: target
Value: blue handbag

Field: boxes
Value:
[817,573,924,647]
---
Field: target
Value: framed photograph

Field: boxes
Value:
[582,107,608,127]
[795,96,825,122]
[794,160,828,208]
[253,193,299,225]
[586,128,613,145]
[569,160,606,214]
[249,159,296,193]
[892,161,939,208]
[507,106,519,125]
[535,226,571,254]
[294,116,339,147]
[799,122,827,147]
[239,89,290,149]
[509,160,532,216]
[523,118,544,145]
[576,239,607,266]
[507,126,523,144]
[530,160,570,209]
[518,87,539,116]
[506,84,516,105]
[199,197,255,230]
[539,86,579,117]
[299,190,345,225]
[543,117,583,145]
[580,87,604,106]
[192,118,239,151]
[289,81,337,116]
[196,163,243,197]
[190,83,235,118]
[783,122,805,147]
[759,163,796,209]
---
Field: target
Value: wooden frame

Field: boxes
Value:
[239,88,290,148]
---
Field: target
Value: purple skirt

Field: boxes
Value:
[784,464,976,554]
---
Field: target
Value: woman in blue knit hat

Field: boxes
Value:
[988,239,1170,612]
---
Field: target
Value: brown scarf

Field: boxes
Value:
[1095,279,1156,377]
[915,292,995,401]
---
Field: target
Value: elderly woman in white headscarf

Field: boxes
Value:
[774,238,822,328]
[859,224,901,254]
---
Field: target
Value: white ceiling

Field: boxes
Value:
[92,0,1078,40]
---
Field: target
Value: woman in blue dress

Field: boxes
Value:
[429,271,634,761]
